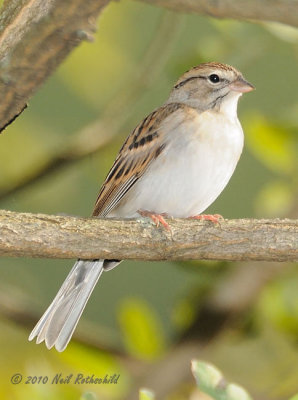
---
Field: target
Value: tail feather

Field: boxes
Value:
[29,259,104,352]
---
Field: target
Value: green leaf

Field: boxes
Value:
[288,395,298,400]
[139,388,155,400]
[226,384,253,400]
[58,343,127,397]
[258,276,298,337]
[264,22,298,43]
[80,392,98,400]
[191,360,253,400]
[245,115,296,175]
[172,298,196,331]
[118,297,166,360]
[254,180,294,217]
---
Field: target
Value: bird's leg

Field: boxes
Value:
[188,214,223,224]
[138,210,171,231]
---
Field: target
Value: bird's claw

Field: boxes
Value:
[188,214,223,224]
[138,210,171,231]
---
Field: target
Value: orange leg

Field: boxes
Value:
[138,210,171,231]
[188,214,223,224]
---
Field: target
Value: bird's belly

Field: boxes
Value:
[110,118,243,218]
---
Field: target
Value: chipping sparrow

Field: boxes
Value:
[29,62,254,351]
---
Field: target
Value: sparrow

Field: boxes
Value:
[29,62,254,351]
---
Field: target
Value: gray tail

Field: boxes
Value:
[28,259,104,352]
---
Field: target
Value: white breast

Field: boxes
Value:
[110,107,244,219]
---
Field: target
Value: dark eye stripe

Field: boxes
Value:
[174,74,230,89]
[174,76,198,89]
[174,76,202,89]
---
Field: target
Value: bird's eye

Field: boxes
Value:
[208,74,220,83]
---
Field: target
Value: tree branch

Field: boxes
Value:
[0,0,296,134]
[0,210,297,262]
[0,0,110,132]
[140,0,298,28]
[0,12,183,201]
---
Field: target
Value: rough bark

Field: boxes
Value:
[0,0,110,132]
[0,0,297,133]
[0,210,297,262]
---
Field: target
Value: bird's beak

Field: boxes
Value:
[229,77,255,93]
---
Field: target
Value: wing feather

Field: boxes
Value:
[92,103,186,217]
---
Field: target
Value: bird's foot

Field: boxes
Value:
[138,210,171,231]
[188,214,223,224]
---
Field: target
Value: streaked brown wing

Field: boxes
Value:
[92,103,184,217]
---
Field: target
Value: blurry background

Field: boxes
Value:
[0,1,297,399]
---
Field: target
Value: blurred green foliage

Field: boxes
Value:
[139,388,155,400]
[139,359,298,400]
[258,273,298,338]
[191,360,253,400]
[0,1,297,399]
[118,297,166,360]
